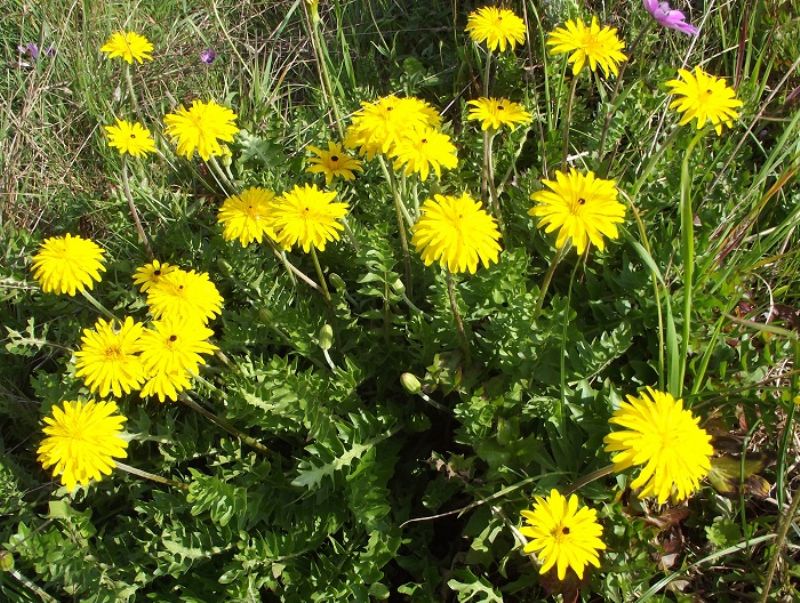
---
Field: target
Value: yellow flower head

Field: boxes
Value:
[140,368,193,403]
[74,317,146,398]
[269,184,349,253]
[138,315,218,378]
[390,127,459,181]
[31,234,106,296]
[146,269,224,324]
[520,489,606,581]
[37,400,128,490]
[217,187,279,247]
[132,259,178,292]
[163,100,239,161]
[100,31,154,64]
[306,141,363,185]
[604,387,714,504]
[529,169,625,255]
[344,95,441,159]
[467,97,531,131]
[666,67,743,135]
[411,193,501,274]
[104,119,156,158]
[466,6,526,53]
[547,17,627,77]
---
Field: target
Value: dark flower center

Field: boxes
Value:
[130,133,136,138]
[154,269,161,276]
[577,198,586,205]
[421,138,428,144]
[169,334,177,342]
[562,526,570,535]
[330,155,339,162]
[497,105,505,110]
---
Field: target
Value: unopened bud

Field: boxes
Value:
[319,324,334,351]
[0,550,13,572]
[216,258,233,277]
[400,373,422,395]
[328,273,346,290]
[391,278,406,295]
[258,307,273,322]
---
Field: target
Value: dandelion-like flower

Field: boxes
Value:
[100,31,153,64]
[132,259,178,292]
[104,119,156,158]
[529,169,625,255]
[467,97,531,131]
[217,187,279,247]
[520,489,606,581]
[268,184,349,253]
[37,400,128,490]
[344,95,441,159]
[604,387,714,504]
[75,317,146,398]
[140,368,193,403]
[306,141,363,185]
[138,315,218,378]
[466,6,526,53]
[547,17,627,77]
[146,269,224,324]
[411,193,501,274]
[31,234,106,296]
[390,127,458,181]
[666,67,742,135]
[643,0,699,36]
[163,100,239,160]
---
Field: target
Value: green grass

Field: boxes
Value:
[2,0,800,601]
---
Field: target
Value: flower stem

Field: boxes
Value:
[759,483,800,603]
[116,461,188,490]
[310,246,332,304]
[80,289,116,320]
[561,76,579,170]
[482,48,492,97]
[483,131,506,239]
[531,246,566,324]
[678,130,705,394]
[121,156,154,259]
[446,270,471,366]
[564,464,615,495]
[124,64,139,115]
[206,156,236,195]
[379,157,413,291]
[180,395,270,456]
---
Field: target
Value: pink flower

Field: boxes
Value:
[643,0,699,35]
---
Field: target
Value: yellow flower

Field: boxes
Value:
[411,193,501,274]
[37,400,128,491]
[31,234,106,296]
[146,269,224,324]
[344,95,441,159]
[466,97,531,131]
[666,67,743,135]
[140,368,193,403]
[163,100,239,160]
[138,315,218,378]
[74,317,146,398]
[604,387,714,504]
[520,489,606,581]
[132,259,178,292]
[547,17,627,77]
[466,6,526,53]
[528,169,625,255]
[269,184,349,253]
[306,141,363,185]
[217,187,279,247]
[390,127,458,181]
[104,119,156,158]
[100,31,154,64]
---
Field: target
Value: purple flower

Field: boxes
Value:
[200,48,216,64]
[17,43,56,60]
[643,0,699,35]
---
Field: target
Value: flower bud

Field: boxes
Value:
[258,307,273,322]
[328,273,346,290]
[400,373,422,395]
[319,324,334,351]
[0,550,13,572]
[391,278,406,295]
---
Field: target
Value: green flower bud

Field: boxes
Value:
[400,373,422,395]
[328,273,346,290]
[319,324,334,351]
[0,550,13,572]
[391,278,406,295]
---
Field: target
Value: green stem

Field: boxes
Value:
[558,254,581,433]
[121,156,154,259]
[678,130,705,393]
[80,289,116,320]
[446,270,471,366]
[561,76,579,170]
[759,483,800,603]
[627,128,681,200]
[379,157,413,290]
[207,156,236,194]
[124,63,139,115]
[776,341,800,509]
[115,461,188,490]
[310,246,332,304]
[482,47,492,98]
[531,246,566,324]
[483,131,506,240]
[565,464,615,496]
[180,395,270,456]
